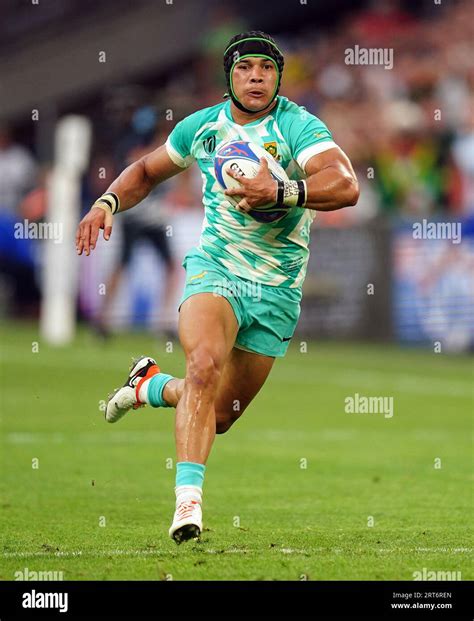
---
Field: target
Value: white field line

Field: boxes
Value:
[2,426,468,444]
[2,547,471,559]
[3,430,342,444]
[3,431,165,444]
[0,549,250,559]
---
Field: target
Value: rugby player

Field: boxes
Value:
[76,31,359,544]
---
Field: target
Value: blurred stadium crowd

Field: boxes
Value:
[85,0,473,222]
[0,0,472,336]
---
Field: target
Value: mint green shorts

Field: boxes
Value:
[179,247,302,358]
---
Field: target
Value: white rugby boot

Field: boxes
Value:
[169,494,203,544]
[105,356,159,423]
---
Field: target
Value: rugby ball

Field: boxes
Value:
[214,140,289,223]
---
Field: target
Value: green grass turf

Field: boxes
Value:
[1,321,472,581]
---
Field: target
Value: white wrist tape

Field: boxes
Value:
[277,180,307,207]
[94,192,120,215]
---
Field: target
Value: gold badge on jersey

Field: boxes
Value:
[264,141,279,160]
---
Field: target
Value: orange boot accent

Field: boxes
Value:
[134,364,160,407]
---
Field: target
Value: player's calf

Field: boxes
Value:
[175,345,226,445]
[170,346,229,544]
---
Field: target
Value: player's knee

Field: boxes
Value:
[186,346,223,389]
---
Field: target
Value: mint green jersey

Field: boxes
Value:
[165,96,337,288]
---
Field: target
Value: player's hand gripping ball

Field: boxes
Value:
[214,141,289,223]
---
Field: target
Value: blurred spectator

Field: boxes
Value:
[18,165,50,222]
[0,123,38,215]
[0,123,40,316]
[373,101,446,215]
[198,6,248,93]
[91,122,181,338]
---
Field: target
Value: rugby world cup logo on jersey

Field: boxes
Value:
[202,135,217,155]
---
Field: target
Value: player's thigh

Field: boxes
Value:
[214,347,275,430]
[178,292,239,373]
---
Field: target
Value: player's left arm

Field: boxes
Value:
[301,146,359,211]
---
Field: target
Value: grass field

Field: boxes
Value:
[1,321,472,581]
